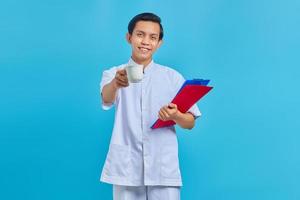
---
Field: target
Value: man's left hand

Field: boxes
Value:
[158,103,180,121]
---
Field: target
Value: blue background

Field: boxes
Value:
[1,0,299,199]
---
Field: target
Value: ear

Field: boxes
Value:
[126,33,131,44]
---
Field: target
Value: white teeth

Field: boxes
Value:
[139,47,149,52]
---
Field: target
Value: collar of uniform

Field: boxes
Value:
[128,58,155,76]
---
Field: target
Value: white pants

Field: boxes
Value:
[113,185,180,200]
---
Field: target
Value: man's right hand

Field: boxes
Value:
[102,69,129,105]
[113,69,129,89]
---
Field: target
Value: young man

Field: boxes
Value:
[100,13,201,200]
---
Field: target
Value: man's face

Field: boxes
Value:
[126,21,162,65]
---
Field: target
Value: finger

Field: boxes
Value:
[168,103,177,109]
[158,111,164,121]
[161,109,170,119]
[115,78,129,87]
[118,69,127,75]
[115,71,125,80]
[162,106,171,114]
[116,76,129,84]
[165,108,173,116]
[162,105,169,110]
[118,75,128,83]
[116,72,128,84]
[159,110,166,121]
[116,80,129,87]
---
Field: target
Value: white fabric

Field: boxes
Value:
[100,58,201,186]
[113,185,180,200]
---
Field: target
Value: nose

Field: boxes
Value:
[141,36,150,45]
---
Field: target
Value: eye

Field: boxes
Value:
[151,36,158,40]
[136,33,143,37]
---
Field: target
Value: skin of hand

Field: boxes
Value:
[101,69,129,104]
[158,103,180,121]
[158,103,196,129]
[113,69,129,89]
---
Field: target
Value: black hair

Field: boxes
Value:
[128,12,164,40]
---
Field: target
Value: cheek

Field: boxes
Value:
[131,43,140,52]
[132,37,142,44]
[151,41,160,50]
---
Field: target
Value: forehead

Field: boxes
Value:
[133,21,160,35]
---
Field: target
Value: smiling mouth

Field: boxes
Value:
[138,47,151,53]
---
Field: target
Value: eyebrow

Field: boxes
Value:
[135,30,159,37]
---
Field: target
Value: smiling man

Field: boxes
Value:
[99,13,201,200]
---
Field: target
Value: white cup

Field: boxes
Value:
[125,64,144,83]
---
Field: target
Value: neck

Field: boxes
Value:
[131,56,152,69]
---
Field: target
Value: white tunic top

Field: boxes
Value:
[100,58,201,186]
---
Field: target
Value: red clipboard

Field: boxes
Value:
[151,79,213,129]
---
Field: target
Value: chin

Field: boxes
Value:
[135,54,151,62]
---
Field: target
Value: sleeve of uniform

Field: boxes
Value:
[99,66,118,110]
[171,69,202,119]
[187,103,201,119]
